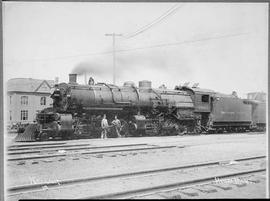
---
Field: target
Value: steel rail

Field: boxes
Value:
[8,142,67,148]
[7,145,178,161]
[8,144,90,152]
[7,143,149,154]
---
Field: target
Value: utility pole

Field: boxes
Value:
[105,33,122,85]
[84,72,87,85]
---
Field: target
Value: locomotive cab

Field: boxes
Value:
[176,85,215,131]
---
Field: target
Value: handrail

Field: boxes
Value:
[151,89,162,100]
[131,85,140,102]
[96,83,130,105]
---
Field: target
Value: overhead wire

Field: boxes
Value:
[118,32,250,53]
[124,4,183,39]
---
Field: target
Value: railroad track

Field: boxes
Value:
[7,143,149,154]
[88,169,266,199]
[7,155,266,200]
[109,170,266,199]
[7,144,179,162]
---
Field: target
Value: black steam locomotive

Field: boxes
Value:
[15,74,266,141]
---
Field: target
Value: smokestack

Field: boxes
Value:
[69,74,77,84]
[54,77,59,84]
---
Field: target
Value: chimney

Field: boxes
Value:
[69,74,77,84]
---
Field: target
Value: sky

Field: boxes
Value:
[3,2,268,98]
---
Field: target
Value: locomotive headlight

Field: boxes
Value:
[51,88,61,97]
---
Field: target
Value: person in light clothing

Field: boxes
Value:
[101,114,109,139]
[112,115,121,138]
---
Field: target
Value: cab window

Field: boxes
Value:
[201,95,209,103]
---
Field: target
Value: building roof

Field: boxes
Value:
[7,78,54,93]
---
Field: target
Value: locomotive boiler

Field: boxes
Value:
[51,74,196,137]
[15,74,266,142]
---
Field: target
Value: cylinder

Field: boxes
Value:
[139,80,152,88]
[69,74,77,84]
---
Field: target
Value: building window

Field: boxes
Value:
[9,111,12,121]
[40,97,46,105]
[10,96,12,105]
[21,96,28,105]
[21,110,28,120]
[201,95,209,103]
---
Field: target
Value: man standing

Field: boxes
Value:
[101,114,109,139]
[112,115,121,138]
[88,77,95,85]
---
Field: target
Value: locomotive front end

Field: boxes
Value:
[51,83,70,112]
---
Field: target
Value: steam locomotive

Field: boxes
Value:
[15,74,266,141]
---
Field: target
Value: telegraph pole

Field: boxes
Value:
[105,33,122,85]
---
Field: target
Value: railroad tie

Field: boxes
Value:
[110,155,117,157]
[192,185,218,193]
[233,183,247,187]
[209,184,233,191]
[158,189,182,199]
[231,180,248,188]
[133,193,167,199]
[247,178,261,184]
[17,161,26,165]
[42,160,53,163]
[178,188,199,197]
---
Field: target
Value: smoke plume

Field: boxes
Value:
[71,48,192,84]
[72,60,110,76]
